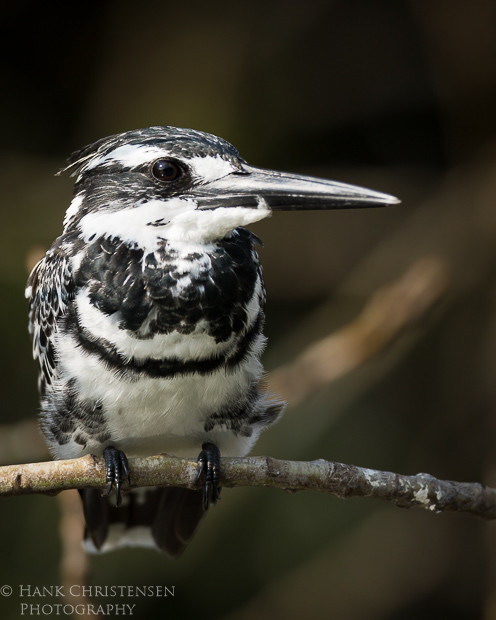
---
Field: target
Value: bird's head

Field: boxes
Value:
[61,126,399,247]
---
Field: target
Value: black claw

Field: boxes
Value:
[102,446,130,507]
[196,442,221,510]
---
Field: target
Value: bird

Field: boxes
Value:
[26,126,399,556]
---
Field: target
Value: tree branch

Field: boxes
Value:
[269,257,448,405]
[1,454,494,519]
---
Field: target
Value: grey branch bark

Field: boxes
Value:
[0,454,495,519]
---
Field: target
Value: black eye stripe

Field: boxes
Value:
[151,159,183,182]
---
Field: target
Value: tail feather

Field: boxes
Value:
[79,487,206,556]
[152,487,206,556]
[79,488,109,550]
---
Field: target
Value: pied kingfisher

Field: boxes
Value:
[26,126,398,556]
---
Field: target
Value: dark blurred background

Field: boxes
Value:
[2,1,496,618]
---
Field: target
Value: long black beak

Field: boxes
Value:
[194,164,399,210]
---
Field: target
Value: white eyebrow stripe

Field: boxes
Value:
[188,155,236,181]
[80,146,239,188]
[84,144,168,171]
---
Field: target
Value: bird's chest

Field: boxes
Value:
[50,232,266,460]
[74,232,261,343]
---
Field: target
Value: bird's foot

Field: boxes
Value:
[196,442,221,510]
[102,446,130,506]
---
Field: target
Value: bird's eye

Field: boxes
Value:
[151,159,183,182]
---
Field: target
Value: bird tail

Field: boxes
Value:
[79,486,206,557]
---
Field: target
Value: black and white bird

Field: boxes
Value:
[26,126,398,556]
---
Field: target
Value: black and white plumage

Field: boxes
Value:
[26,126,398,556]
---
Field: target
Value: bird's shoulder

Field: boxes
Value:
[26,235,79,387]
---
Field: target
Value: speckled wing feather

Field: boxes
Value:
[26,245,74,392]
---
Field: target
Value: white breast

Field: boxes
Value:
[75,289,239,362]
[52,330,266,460]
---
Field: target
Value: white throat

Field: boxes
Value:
[76,198,271,248]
